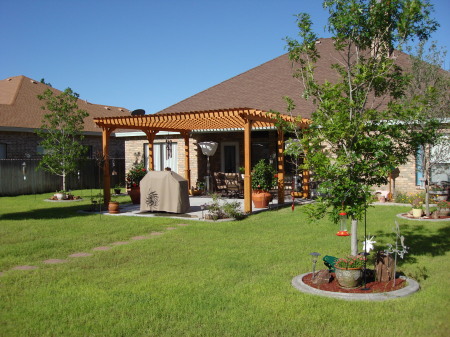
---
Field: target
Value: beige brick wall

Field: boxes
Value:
[124,135,200,187]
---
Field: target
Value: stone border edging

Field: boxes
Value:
[44,198,84,202]
[292,273,420,301]
[396,213,450,222]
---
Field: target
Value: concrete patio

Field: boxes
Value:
[104,196,313,221]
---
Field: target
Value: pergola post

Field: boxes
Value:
[143,130,157,170]
[102,127,115,204]
[244,119,253,214]
[277,128,285,204]
[183,131,191,187]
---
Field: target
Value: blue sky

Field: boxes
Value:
[1,0,449,114]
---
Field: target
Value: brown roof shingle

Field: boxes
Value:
[0,75,130,133]
[157,38,412,119]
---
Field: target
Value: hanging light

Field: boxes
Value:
[337,211,350,236]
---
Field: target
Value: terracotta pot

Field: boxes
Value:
[412,208,423,218]
[189,189,202,196]
[252,190,272,208]
[334,267,363,289]
[108,201,120,214]
[128,186,140,204]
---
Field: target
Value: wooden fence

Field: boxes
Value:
[0,158,125,196]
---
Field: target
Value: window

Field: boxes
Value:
[144,142,178,172]
[416,135,450,185]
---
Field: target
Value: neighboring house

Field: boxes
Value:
[0,75,128,159]
[122,38,448,194]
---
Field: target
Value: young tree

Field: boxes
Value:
[284,0,439,255]
[36,88,89,191]
[404,42,450,216]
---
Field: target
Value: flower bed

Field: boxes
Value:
[302,271,406,293]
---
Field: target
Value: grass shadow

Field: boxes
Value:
[0,202,102,221]
[373,222,450,265]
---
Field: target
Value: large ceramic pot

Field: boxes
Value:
[334,267,363,289]
[128,186,140,204]
[54,192,66,200]
[412,208,423,218]
[252,190,272,208]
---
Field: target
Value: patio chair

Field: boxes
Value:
[224,173,243,198]
[213,172,228,195]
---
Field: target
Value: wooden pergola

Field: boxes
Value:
[93,108,310,214]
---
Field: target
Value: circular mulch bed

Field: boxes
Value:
[302,271,406,293]
[292,271,420,301]
[399,213,450,221]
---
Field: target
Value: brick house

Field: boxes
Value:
[0,75,127,159]
[121,38,448,195]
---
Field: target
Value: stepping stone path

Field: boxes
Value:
[69,253,93,258]
[177,223,190,226]
[131,236,148,240]
[12,265,38,270]
[43,259,68,264]
[111,241,129,246]
[93,246,111,251]
[1,223,192,276]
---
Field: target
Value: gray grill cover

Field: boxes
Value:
[139,171,190,213]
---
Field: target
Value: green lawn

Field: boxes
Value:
[1,191,449,337]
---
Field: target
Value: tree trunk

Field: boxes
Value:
[62,170,66,191]
[424,144,431,216]
[351,218,358,255]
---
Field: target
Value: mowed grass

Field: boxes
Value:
[0,191,449,337]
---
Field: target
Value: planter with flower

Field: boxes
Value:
[189,180,205,196]
[334,255,366,289]
[251,159,277,208]
[126,163,148,204]
[437,200,450,217]
[411,198,424,218]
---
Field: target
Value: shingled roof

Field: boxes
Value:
[0,75,130,134]
[157,38,412,118]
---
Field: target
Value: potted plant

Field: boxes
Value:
[334,255,366,289]
[54,190,67,200]
[411,198,424,218]
[239,166,245,179]
[429,185,448,201]
[126,163,147,204]
[108,198,120,214]
[251,159,277,208]
[437,200,450,217]
[113,184,123,195]
[189,180,204,196]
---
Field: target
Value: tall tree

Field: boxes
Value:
[36,88,89,191]
[284,0,439,255]
[404,42,450,216]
